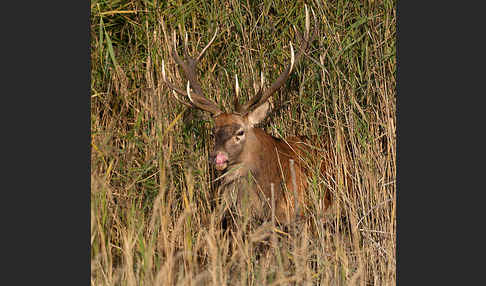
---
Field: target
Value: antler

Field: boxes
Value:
[162,28,222,116]
[236,5,317,114]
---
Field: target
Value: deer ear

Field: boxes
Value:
[246,101,271,127]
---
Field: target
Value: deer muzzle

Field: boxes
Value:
[213,151,228,171]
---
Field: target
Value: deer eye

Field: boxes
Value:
[235,130,244,137]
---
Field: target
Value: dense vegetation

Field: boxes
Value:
[91,0,396,284]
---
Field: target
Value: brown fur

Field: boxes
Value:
[212,114,332,225]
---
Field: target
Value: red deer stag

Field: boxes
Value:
[162,7,331,225]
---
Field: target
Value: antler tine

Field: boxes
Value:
[161,60,192,107]
[292,5,318,65]
[196,27,219,62]
[171,31,204,96]
[162,29,222,116]
[234,74,241,112]
[239,4,315,114]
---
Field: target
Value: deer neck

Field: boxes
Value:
[236,128,280,185]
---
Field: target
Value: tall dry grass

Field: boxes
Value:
[91,0,396,285]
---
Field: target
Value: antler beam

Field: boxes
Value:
[161,28,222,116]
[236,5,317,114]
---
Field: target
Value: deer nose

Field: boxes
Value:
[210,151,229,171]
[214,152,228,164]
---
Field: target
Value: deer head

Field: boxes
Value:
[162,6,316,174]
